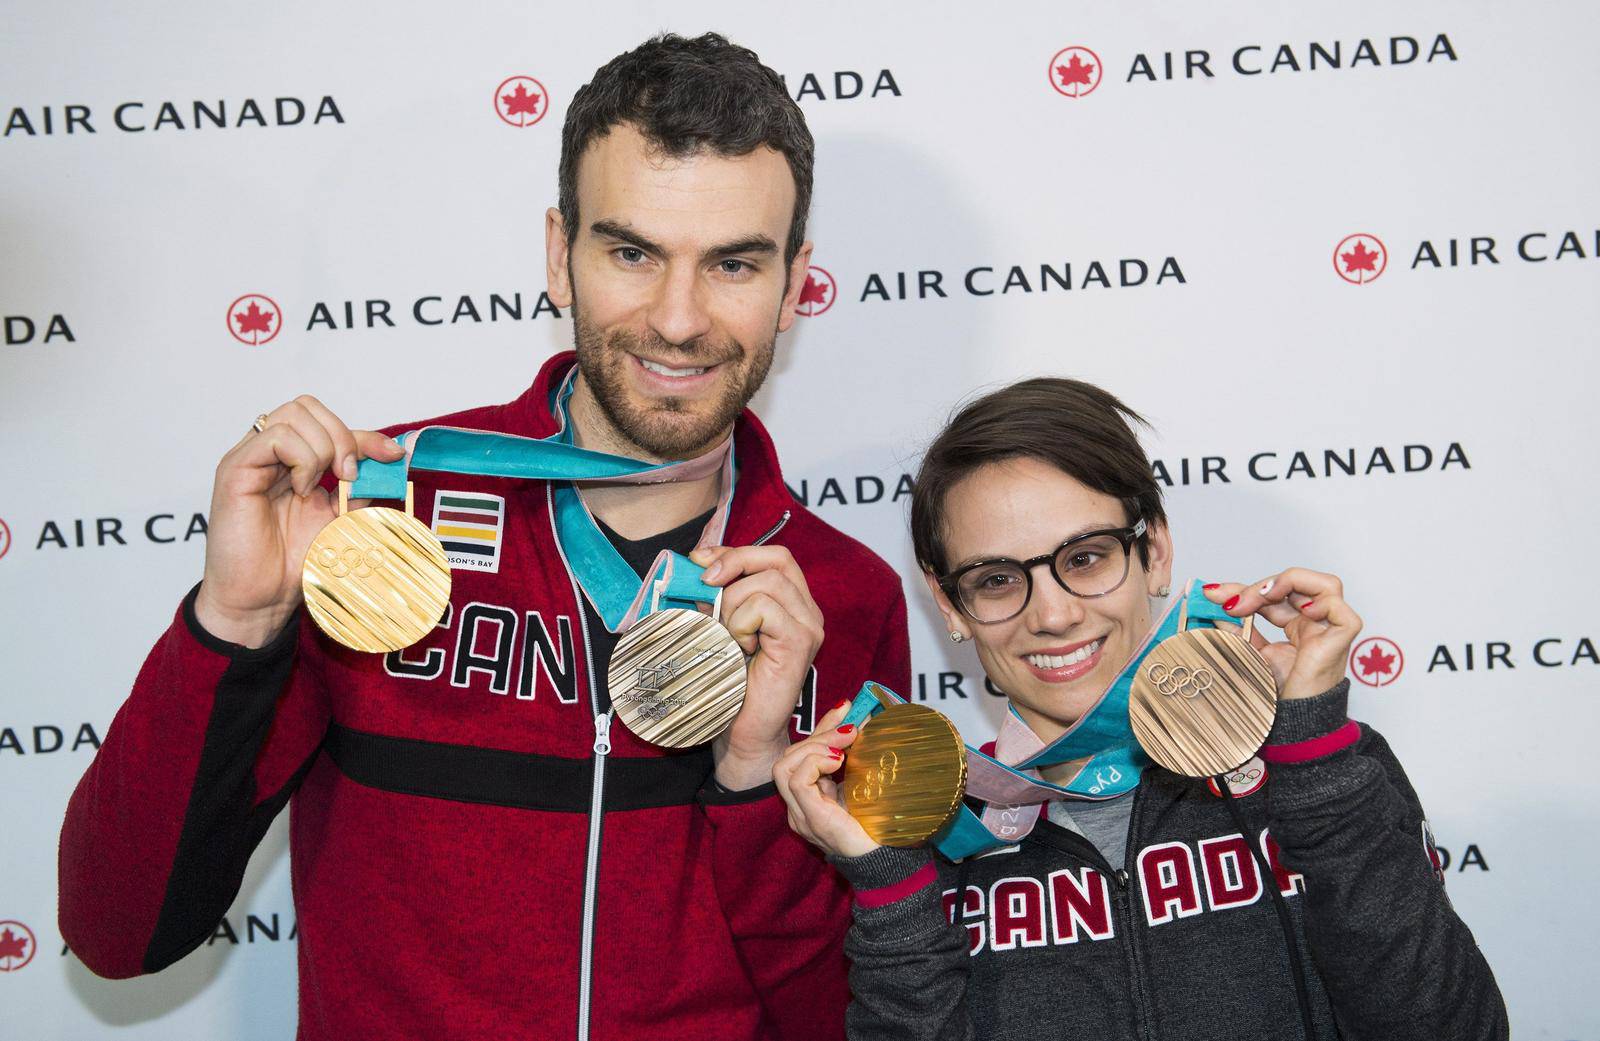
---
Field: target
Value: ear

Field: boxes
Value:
[545,206,573,309]
[775,240,815,334]
[1141,519,1175,597]
[922,569,970,642]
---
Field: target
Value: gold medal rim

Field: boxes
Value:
[1129,627,1278,778]
[842,703,968,848]
[609,608,748,749]
[301,506,452,654]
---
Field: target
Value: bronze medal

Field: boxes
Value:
[843,703,968,848]
[302,482,452,653]
[1129,603,1278,778]
[609,608,747,748]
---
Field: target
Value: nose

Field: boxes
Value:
[1024,564,1086,636]
[646,262,714,348]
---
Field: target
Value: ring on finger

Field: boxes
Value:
[251,413,271,434]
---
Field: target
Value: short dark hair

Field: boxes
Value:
[559,33,814,264]
[910,378,1168,576]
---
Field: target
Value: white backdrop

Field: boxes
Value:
[2,1,1596,1037]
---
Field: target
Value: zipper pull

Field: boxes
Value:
[593,712,612,755]
[1115,869,1130,890]
[752,510,791,547]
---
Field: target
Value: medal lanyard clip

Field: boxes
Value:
[645,552,724,620]
[1178,582,1254,642]
[337,480,414,518]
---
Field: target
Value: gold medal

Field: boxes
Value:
[302,482,452,653]
[609,608,747,748]
[1129,602,1277,778]
[843,703,968,848]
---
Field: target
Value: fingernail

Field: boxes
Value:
[836,724,855,735]
[1202,583,1220,591]
[1223,596,1240,611]
[385,436,402,451]
[1260,580,1274,595]
[1300,600,1315,611]
[827,747,843,759]
[702,564,723,583]
[341,454,357,481]
[833,700,851,714]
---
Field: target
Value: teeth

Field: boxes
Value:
[640,359,707,378]
[1026,640,1102,670]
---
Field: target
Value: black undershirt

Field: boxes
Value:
[583,507,716,714]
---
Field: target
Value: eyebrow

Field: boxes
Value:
[951,521,1127,571]
[589,219,778,262]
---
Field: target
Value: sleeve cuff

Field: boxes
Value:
[829,845,933,897]
[698,779,779,806]
[1265,678,1351,748]
[182,583,302,664]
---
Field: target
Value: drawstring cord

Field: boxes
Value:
[1214,775,1318,1041]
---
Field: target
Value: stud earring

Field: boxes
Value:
[949,631,966,643]
[1156,585,1171,598]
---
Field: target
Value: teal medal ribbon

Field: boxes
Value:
[844,580,1236,860]
[350,369,734,630]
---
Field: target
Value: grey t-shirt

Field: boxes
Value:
[1046,790,1135,871]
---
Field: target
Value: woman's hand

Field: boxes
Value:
[773,701,882,859]
[1201,567,1363,701]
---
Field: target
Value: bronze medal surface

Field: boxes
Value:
[1130,626,1278,777]
[842,703,968,848]
[302,505,452,653]
[610,608,747,748]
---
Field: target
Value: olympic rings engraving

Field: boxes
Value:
[1146,661,1216,700]
[318,545,385,579]
[851,750,901,802]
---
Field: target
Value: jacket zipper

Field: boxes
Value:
[577,706,610,1041]
[1118,786,1157,1041]
[751,509,790,547]
[551,477,608,1041]
[1040,800,1151,1040]
[571,502,787,1039]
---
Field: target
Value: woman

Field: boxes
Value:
[774,378,1508,1041]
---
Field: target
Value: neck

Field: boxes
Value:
[1016,704,1089,785]
[567,372,729,541]
[1038,756,1092,787]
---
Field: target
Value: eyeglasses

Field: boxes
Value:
[937,519,1146,624]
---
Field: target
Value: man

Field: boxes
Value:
[59,33,909,1041]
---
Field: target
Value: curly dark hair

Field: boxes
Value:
[559,32,814,264]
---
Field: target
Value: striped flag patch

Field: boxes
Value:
[431,491,506,573]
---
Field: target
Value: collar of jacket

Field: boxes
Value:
[500,352,798,546]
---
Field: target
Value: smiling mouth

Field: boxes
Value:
[638,357,713,378]
[1024,640,1104,670]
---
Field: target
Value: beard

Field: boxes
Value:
[571,301,776,460]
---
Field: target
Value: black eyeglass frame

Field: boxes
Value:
[936,519,1148,624]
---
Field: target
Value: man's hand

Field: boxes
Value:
[692,544,824,790]
[193,395,405,649]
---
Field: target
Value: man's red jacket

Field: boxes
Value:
[58,352,911,1040]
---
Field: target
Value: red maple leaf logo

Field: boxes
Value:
[1341,241,1380,274]
[234,302,275,335]
[502,83,541,117]
[1356,644,1396,679]
[1056,55,1095,87]
[799,274,830,308]
[0,927,28,962]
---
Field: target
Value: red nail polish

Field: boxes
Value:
[827,747,843,759]
[836,724,855,735]
[833,699,851,714]
[1223,595,1239,611]
[1202,583,1220,590]
[1300,600,1315,611]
